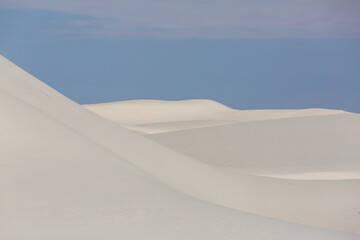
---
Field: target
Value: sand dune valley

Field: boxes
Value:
[1,54,360,239]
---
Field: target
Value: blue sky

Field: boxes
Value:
[1,1,360,112]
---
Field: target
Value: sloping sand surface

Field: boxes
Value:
[148,114,360,178]
[85,97,360,232]
[123,119,237,134]
[85,100,347,133]
[1,55,360,239]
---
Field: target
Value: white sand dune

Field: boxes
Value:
[123,119,237,134]
[85,96,360,232]
[85,100,347,134]
[86,98,360,181]
[147,114,360,179]
[1,55,360,239]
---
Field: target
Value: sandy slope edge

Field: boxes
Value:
[1,55,359,237]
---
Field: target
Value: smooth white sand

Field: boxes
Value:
[85,100,347,134]
[85,98,360,232]
[147,115,360,178]
[1,54,360,239]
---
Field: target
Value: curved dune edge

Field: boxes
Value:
[86,99,360,231]
[122,120,238,134]
[1,55,360,238]
[146,114,360,181]
[225,168,360,180]
[84,102,360,231]
[84,99,348,134]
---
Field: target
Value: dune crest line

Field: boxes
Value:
[1,55,360,239]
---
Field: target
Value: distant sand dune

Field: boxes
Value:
[85,99,347,133]
[86,97,360,232]
[239,170,360,180]
[1,54,360,239]
[147,114,360,176]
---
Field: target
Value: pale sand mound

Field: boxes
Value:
[84,98,360,232]
[86,98,359,181]
[123,119,237,134]
[85,99,347,134]
[147,114,360,179]
[84,99,232,125]
[1,55,360,239]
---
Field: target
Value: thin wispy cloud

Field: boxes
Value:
[1,0,360,38]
